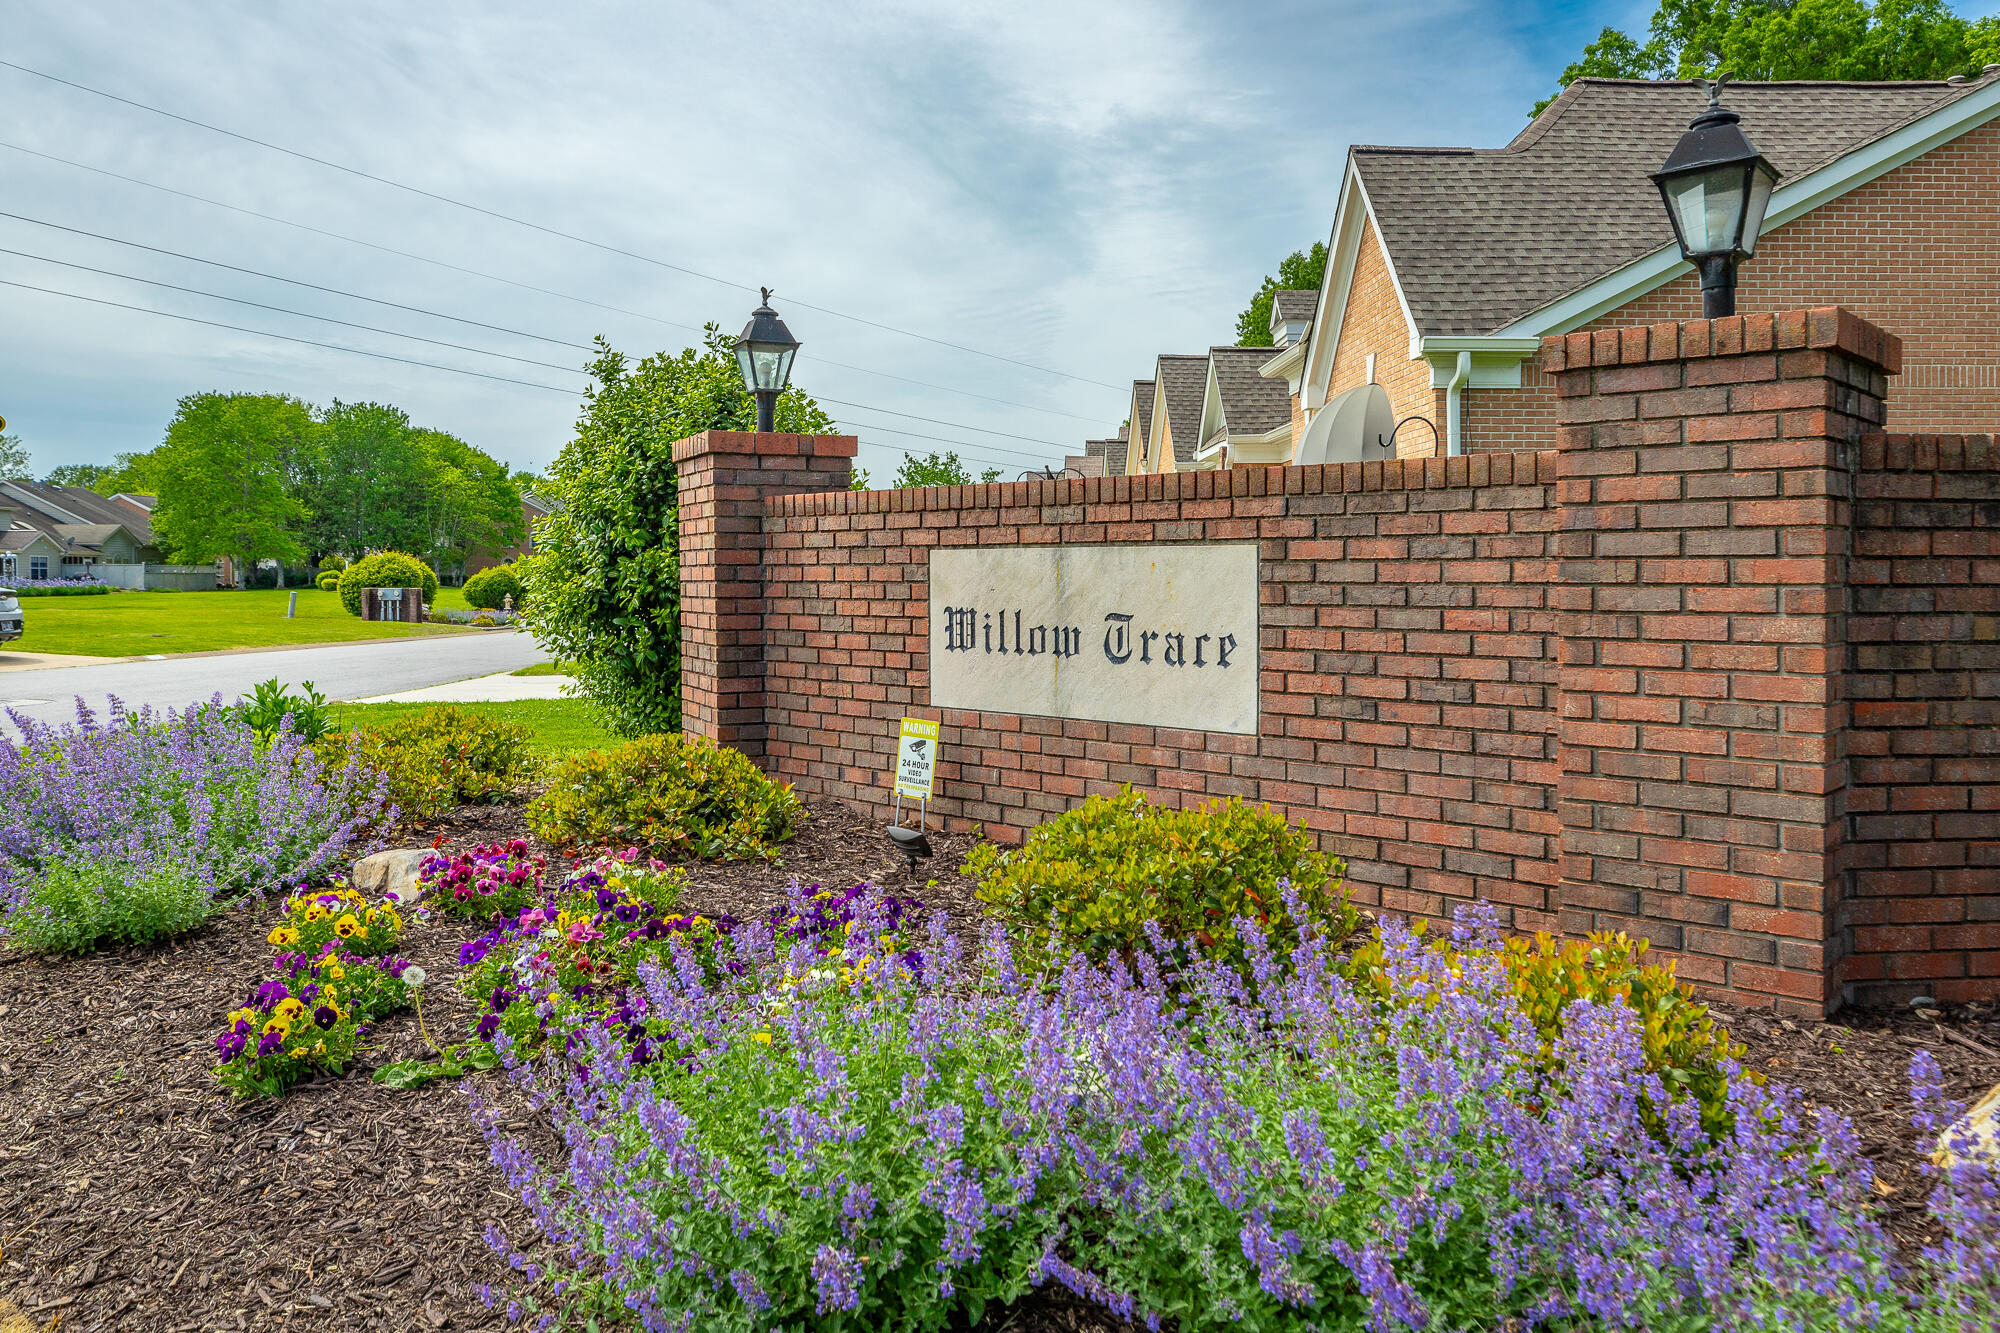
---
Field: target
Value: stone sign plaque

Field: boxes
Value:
[928,544,1259,734]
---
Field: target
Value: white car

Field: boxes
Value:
[0,589,21,643]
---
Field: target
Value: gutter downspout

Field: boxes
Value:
[1445,350,1471,457]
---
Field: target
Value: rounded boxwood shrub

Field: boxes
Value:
[315,571,340,591]
[336,551,438,617]
[462,562,523,610]
[964,786,1355,971]
[315,704,529,825]
[527,734,804,860]
[318,554,347,573]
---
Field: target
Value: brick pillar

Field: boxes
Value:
[673,430,856,757]
[1544,308,1901,1016]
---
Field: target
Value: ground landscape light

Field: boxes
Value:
[732,288,801,432]
[1650,75,1779,319]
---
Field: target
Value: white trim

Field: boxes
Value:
[1492,76,2000,338]
[1301,161,1425,413]
[1419,336,1543,388]
[1444,351,1471,457]
[1258,340,1306,382]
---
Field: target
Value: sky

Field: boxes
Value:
[0,0,1647,484]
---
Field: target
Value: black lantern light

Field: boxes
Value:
[1650,76,1779,318]
[733,288,801,432]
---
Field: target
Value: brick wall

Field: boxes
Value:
[678,308,1998,1014]
[1844,433,2000,1002]
[1327,217,1434,455]
[733,457,1563,929]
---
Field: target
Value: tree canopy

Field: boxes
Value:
[0,433,30,481]
[1234,242,1329,348]
[42,462,113,488]
[891,451,1003,488]
[521,326,836,736]
[149,392,312,579]
[1538,0,2000,114]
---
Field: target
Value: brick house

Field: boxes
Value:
[1135,353,1211,474]
[1284,73,2000,458]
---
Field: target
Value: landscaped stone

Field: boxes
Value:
[351,848,432,903]
[1936,1082,2000,1168]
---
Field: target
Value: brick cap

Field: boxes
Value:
[764,449,1557,517]
[1539,307,1903,377]
[671,430,860,464]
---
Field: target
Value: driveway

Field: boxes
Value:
[0,631,551,729]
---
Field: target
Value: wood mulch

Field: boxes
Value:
[1,794,1993,1331]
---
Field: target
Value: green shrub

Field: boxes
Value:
[317,705,529,824]
[1343,925,1748,1139]
[318,554,347,573]
[4,857,212,953]
[240,678,334,744]
[463,562,523,610]
[964,786,1356,971]
[316,571,340,591]
[335,551,438,617]
[527,734,804,860]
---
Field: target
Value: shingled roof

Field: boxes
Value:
[1207,347,1293,437]
[1155,355,1210,468]
[1355,76,1996,337]
[1128,379,1154,471]
[1271,289,1318,323]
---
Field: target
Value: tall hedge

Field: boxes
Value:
[336,551,438,617]
[521,329,834,736]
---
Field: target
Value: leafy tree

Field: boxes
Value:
[521,326,836,737]
[410,428,524,573]
[1234,242,1329,348]
[148,393,310,585]
[891,451,1003,487]
[849,465,873,491]
[302,400,429,559]
[42,462,112,488]
[0,433,29,481]
[94,451,154,496]
[1537,0,2000,114]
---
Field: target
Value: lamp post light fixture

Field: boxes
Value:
[733,288,801,432]
[1650,76,1779,319]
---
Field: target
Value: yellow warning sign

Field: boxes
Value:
[894,717,939,800]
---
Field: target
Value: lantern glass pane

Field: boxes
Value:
[734,342,757,392]
[748,346,791,392]
[1664,165,1748,257]
[1738,162,1778,256]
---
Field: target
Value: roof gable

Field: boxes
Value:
[1204,346,1293,443]
[1154,355,1210,468]
[1128,378,1156,471]
[1356,75,1998,337]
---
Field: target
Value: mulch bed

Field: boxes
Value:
[1,795,1994,1331]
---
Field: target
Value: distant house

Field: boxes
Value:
[1194,346,1295,468]
[1138,354,1211,475]
[462,492,550,581]
[1289,73,2000,456]
[0,481,163,580]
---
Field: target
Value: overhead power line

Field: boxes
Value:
[0,137,1112,426]
[0,209,1099,450]
[0,244,583,374]
[0,277,583,393]
[0,210,592,352]
[0,59,1127,392]
[828,414,1060,468]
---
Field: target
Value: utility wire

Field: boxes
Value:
[1,209,1103,450]
[0,244,583,374]
[0,59,1127,392]
[1,137,1112,425]
[0,277,583,393]
[0,210,593,352]
[829,415,1060,467]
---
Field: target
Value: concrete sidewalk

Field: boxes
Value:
[354,670,573,704]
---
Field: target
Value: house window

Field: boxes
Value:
[30,557,48,579]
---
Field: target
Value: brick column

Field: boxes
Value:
[1544,308,1900,1016]
[673,430,856,757]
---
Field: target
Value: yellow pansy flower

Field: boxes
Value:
[303,903,328,922]
[333,914,361,938]
[326,964,345,981]
[267,925,299,946]
[263,1017,290,1036]
[751,1032,773,1045]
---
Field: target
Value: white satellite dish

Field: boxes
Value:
[1293,382,1395,466]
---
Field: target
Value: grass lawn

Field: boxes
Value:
[10,588,472,657]
[509,660,567,676]
[325,698,619,761]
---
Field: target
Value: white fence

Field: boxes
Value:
[143,564,220,591]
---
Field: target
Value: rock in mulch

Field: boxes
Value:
[349,848,434,904]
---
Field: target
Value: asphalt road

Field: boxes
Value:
[0,631,551,729]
